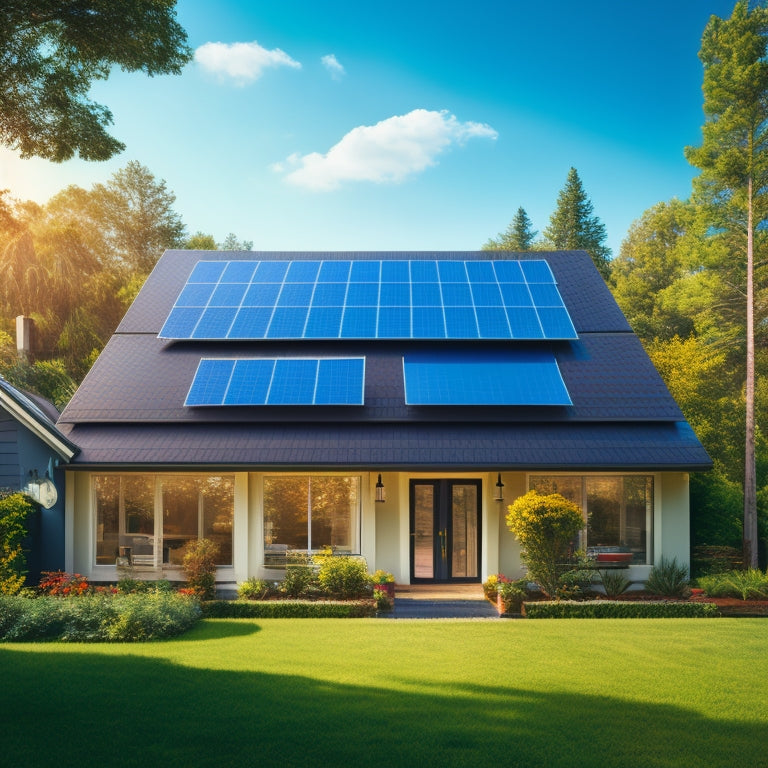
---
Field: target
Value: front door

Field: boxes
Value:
[410,480,481,583]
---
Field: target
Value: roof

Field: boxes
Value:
[57,250,712,471]
[0,376,79,460]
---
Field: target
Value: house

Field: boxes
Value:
[55,250,711,588]
[0,376,78,581]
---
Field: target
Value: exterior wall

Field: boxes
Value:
[65,467,691,586]
[1,409,67,579]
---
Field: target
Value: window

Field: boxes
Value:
[529,475,653,564]
[263,476,360,568]
[94,474,234,567]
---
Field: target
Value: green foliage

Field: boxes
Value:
[598,569,632,598]
[38,570,90,596]
[237,578,275,600]
[315,554,371,599]
[373,589,393,612]
[506,490,585,597]
[279,564,318,598]
[0,591,201,642]
[182,538,220,600]
[523,600,719,619]
[1,0,192,161]
[370,569,395,584]
[483,206,539,251]
[497,579,528,613]
[645,557,689,598]
[691,545,744,578]
[697,569,768,600]
[201,599,376,619]
[543,167,612,279]
[482,574,501,601]
[0,492,34,594]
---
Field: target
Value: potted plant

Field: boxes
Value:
[497,579,527,615]
[371,569,395,598]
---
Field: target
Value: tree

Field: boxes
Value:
[543,167,612,279]
[483,207,538,251]
[685,0,768,568]
[219,233,254,251]
[0,1,191,161]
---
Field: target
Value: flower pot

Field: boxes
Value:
[374,583,395,598]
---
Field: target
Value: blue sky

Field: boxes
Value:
[0,0,738,256]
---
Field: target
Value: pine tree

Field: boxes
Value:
[543,168,612,279]
[685,0,768,568]
[483,207,538,251]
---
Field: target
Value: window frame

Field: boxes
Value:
[526,472,655,565]
[91,472,235,569]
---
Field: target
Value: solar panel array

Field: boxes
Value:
[402,351,572,406]
[160,259,578,341]
[185,357,365,406]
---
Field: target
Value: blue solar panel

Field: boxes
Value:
[185,357,365,406]
[403,351,572,406]
[159,259,577,340]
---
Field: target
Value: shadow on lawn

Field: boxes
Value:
[1,646,760,768]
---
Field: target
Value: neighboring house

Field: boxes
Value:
[56,250,711,588]
[0,376,78,581]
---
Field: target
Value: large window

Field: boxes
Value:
[263,476,360,568]
[94,474,234,567]
[529,475,653,564]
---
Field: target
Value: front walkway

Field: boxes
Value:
[384,583,499,619]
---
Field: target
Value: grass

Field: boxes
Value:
[3,618,766,768]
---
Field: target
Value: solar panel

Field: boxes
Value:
[402,351,572,406]
[185,357,365,406]
[159,259,578,341]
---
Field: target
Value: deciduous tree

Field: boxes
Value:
[0,0,191,161]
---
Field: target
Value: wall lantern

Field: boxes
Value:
[375,473,386,503]
[494,473,505,502]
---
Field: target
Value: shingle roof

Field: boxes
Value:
[57,249,711,471]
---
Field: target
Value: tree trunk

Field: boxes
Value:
[744,174,758,569]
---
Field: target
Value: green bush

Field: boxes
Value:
[201,599,376,619]
[506,490,585,598]
[182,539,220,600]
[598,569,632,598]
[315,554,370,599]
[523,600,719,619]
[697,569,768,600]
[497,579,528,613]
[0,492,34,594]
[0,591,201,642]
[645,557,689,597]
[237,578,275,600]
[280,564,318,598]
[691,545,744,578]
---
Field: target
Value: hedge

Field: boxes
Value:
[202,599,377,618]
[522,600,720,619]
[0,593,202,642]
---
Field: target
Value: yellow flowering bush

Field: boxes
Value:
[506,490,584,598]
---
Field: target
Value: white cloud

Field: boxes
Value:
[277,109,498,190]
[321,54,345,79]
[195,41,301,84]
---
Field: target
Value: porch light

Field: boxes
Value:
[375,474,386,503]
[495,473,505,502]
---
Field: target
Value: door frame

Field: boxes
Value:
[409,478,482,584]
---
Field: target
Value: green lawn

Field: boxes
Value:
[3,618,766,768]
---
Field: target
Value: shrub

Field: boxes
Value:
[599,569,632,598]
[201,599,376,619]
[373,590,393,612]
[182,539,220,600]
[697,569,768,600]
[506,490,584,598]
[280,564,318,598]
[482,574,501,601]
[523,600,719,619]
[316,554,370,599]
[371,569,395,585]
[645,557,689,597]
[0,591,201,642]
[38,571,90,596]
[0,492,34,594]
[237,578,275,600]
